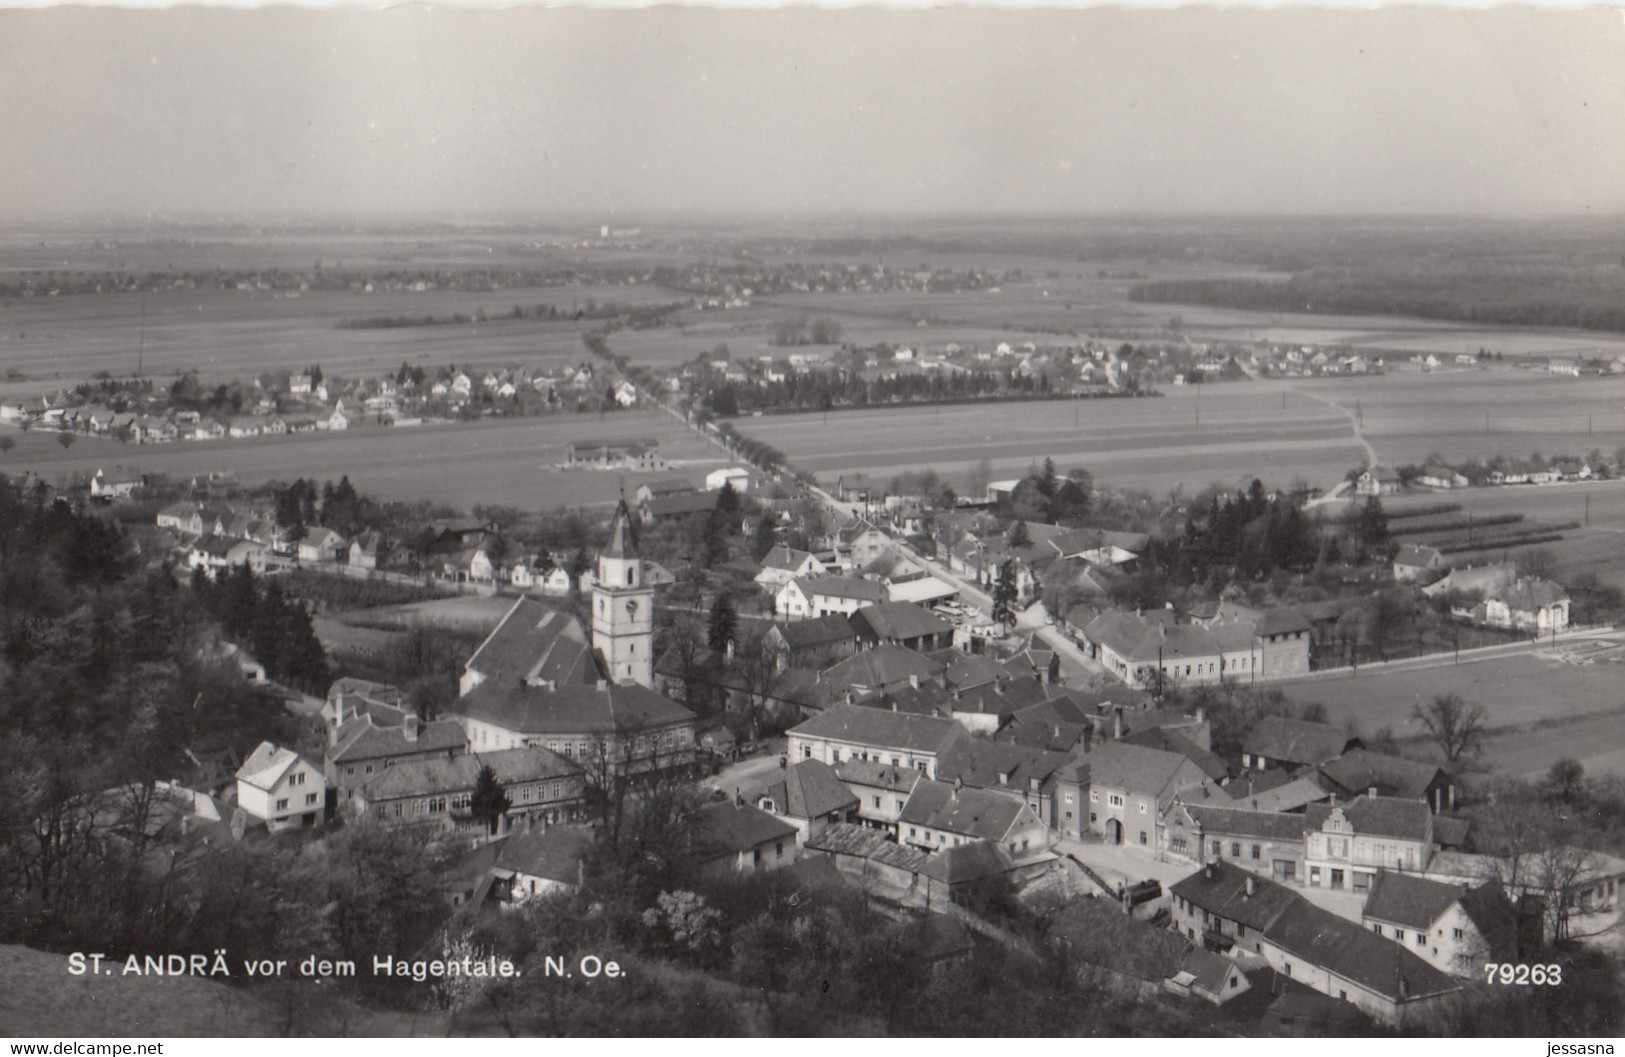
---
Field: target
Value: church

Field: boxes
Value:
[451,498,698,772]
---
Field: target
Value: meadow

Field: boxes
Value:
[1275,650,1625,779]
[0,409,724,511]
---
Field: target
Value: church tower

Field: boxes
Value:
[592,497,654,687]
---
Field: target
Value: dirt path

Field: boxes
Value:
[1291,385,1379,466]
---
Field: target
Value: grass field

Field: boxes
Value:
[734,385,1366,496]
[0,409,724,510]
[1276,649,1625,779]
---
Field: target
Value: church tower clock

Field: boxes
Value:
[592,497,654,687]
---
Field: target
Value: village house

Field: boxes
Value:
[639,490,718,524]
[751,759,860,845]
[1082,608,1300,690]
[90,466,145,500]
[787,702,966,778]
[762,615,860,671]
[1361,871,1517,977]
[833,519,892,570]
[324,709,467,802]
[1169,860,1461,1027]
[1392,543,1446,582]
[1316,749,1457,813]
[1354,466,1404,497]
[848,601,956,653]
[1242,715,1360,771]
[934,737,1070,829]
[1483,577,1570,633]
[634,477,697,504]
[187,537,267,578]
[1162,801,1308,882]
[348,530,391,569]
[754,545,827,588]
[691,798,799,874]
[775,574,887,620]
[1302,796,1434,894]
[896,778,1049,862]
[706,466,752,492]
[818,644,947,698]
[235,741,326,832]
[297,527,347,563]
[566,438,665,472]
[1068,740,1222,847]
[834,759,925,830]
[803,822,930,895]
[353,747,584,834]
[1416,465,1469,490]
[490,825,596,904]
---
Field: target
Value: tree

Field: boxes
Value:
[991,559,1018,629]
[1545,757,1587,804]
[707,594,738,655]
[469,764,512,836]
[1355,496,1389,557]
[1037,457,1058,499]
[1413,692,1486,763]
[1518,547,1559,582]
[56,431,74,451]
[0,436,16,456]
[751,514,778,561]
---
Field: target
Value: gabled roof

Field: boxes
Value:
[898,779,1028,842]
[996,698,1093,753]
[919,840,1017,884]
[1170,859,1300,934]
[456,680,695,737]
[1304,796,1431,842]
[1120,726,1231,783]
[360,747,578,801]
[1082,608,1254,664]
[464,597,601,688]
[1492,577,1569,611]
[1361,870,1467,930]
[790,702,965,756]
[818,644,946,693]
[947,675,1049,719]
[1458,881,1518,955]
[759,545,816,572]
[1244,715,1355,767]
[235,741,307,790]
[328,715,466,763]
[1183,803,1308,843]
[792,575,887,604]
[495,824,596,884]
[693,800,797,859]
[1393,543,1443,569]
[804,822,929,872]
[1264,898,1459,1003]
[849,601,954,643]
[833,759,924,795]
[769,614,856,651]
[1230,774,1332,813]
[935,739,1071,794]
[756,760,859,821]
[643,491,719,518]
[1083,741,1208,803]
[1318,749,1448,802]
[1049,527,1150,559]
[935,650,1011,691]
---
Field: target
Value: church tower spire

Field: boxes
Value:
[592,497,653,687]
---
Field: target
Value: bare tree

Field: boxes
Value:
[0,436,14,456]
[1413,692,1486,763]
[732,628,783,741]
[1517,546,1559,582]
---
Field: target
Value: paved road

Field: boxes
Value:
[703,749,790,799]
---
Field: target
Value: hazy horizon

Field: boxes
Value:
[3,7,1624,223]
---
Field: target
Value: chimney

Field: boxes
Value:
[725,639,735,665]
[734,787,743,806]
[1369,786,1379,799]
[908,673,920,690]
[403,714,420,742]
[596,679,609,691]
[1194,704,1205,723]
[1203,862,1214,880]
[952,776,962,798]
[1246,875,1257,897]
[1113,709,1124,740]
[953,687,962,701]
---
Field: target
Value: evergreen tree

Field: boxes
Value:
[707,594,738,654]
[1357,496,1390,557]
[751,514,778,561]
[469,764,512,836]
[716,480,740,516]
[1038,457,1059,499]
[991,559,1019,629]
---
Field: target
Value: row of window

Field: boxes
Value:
[274,793,320,812]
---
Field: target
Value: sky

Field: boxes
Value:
[2,6,1624,221]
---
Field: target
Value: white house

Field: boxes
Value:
[775,575,887,620]
[754,546,826,588]
[1484,578,1570,633]
[298,527,347,563]
[706,466,752,492]
[235,741,326,831]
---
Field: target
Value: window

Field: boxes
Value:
[1309,867,1321,883]
[1251,844,1261,860]
[1416,934,1426,947]
[1211,840,1223,856]
[909,827,917,838]
[275,798,289,811]
[1090,790,1100,803]
[1138,802,1147,814]
[1372,924,1383,936]
[1090,813,1097,824]
[305,793,317,806]
[1108,794,1123,808]
[1064,792,1074,804]
[1452,928,1463,940]
[364,764,374,775]
[896,798,905,812]
[1395,929,1405,942]
[753,848,761,864]
[1231,842,1242,857]
[776,841,785,858]
[1139,831,1147,846]
[1330,869,1345,888]
[873,796,881,808]
[345,766,355,777]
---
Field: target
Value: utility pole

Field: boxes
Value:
[137,290,147,377]
[1585,495,1590,526]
